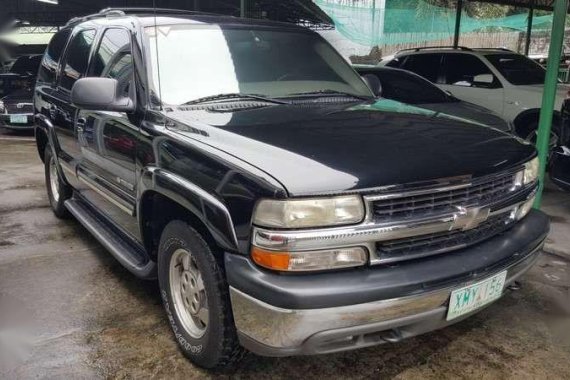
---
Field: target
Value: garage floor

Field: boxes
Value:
[1,129,569,379]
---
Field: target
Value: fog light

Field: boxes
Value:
[251,246,367,272]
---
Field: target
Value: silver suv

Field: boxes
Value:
[381,46,569,146]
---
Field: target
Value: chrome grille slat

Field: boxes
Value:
[371,170,521,263]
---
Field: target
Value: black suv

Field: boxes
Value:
[35,8,549,370]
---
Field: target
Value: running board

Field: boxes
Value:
[65,198,157,279]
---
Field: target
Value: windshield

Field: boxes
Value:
[144,25,372,105]
[485,53,546,85]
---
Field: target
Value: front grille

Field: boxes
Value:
[372,171,517,222]
[5,103,33,114]
[376,212,515,263]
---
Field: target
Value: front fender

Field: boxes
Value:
[138,167,239,252]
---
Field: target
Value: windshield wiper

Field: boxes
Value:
[181,93,290,106]
[286,90,372,100]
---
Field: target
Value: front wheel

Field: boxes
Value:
[520,120,561,151]
[157,220,244,370]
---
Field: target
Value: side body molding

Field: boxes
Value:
[138,167,240,252]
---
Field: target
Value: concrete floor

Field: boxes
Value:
[0,128,569,379]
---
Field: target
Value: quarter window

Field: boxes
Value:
[60,29,96,91]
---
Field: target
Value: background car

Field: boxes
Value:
[381,47,569,148]
[0,87,34,130]
[550,98,570,191]
[354,65,511,132]
[0,54,42,97]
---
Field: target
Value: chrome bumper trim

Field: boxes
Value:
[230,243,542,354]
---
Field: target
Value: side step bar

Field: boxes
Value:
[65,198,157,279]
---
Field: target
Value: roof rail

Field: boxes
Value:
[395,46,473,55]
[473,47,513,52]
[65,7,221,27]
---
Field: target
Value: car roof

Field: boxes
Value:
[65,9,307,32]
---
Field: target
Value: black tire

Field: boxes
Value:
[157,220,244,370]
[44,146,71,219]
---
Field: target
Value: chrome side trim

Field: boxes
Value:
[78,172,135,215]
[230,244,542,350]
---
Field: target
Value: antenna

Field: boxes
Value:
[152,0,163,111]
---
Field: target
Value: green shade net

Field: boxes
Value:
[314,0,553,46]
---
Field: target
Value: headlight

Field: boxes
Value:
[523,157,539,185]
[253,195,365,229]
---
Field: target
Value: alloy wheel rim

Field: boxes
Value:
[169,248,209,338]
[49,157,60,203]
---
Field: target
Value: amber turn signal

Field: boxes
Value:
[251,246,291,271]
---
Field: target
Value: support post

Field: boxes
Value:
[534,0,568,207]
[525,4,534,56]
[240,0,246,18]
[453,0,463,48]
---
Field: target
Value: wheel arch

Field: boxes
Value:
[513,109,561,137]
[138,168,239,261]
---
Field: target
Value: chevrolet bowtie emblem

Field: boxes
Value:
[451,206,491,231]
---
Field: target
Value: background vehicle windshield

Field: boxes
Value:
[359,69,452,104]
[145,25,372,105]
[485,53,546,85]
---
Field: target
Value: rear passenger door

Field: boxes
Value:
[52,28,96,172]
[438,53,505,116]
[76,28,140,239]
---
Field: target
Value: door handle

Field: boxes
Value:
[76,117,86,133]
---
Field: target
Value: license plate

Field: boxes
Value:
[446,271,507,321]
[10,115,28,124]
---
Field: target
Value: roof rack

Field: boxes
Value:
[473,47,513,52]
[395,46,473,55]
[65,7,220,27]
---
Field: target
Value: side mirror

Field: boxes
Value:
[361,74,382,97]
[71,77,134,112]
[473,73,494,85]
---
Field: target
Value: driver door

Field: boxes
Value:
[76,28,140,239]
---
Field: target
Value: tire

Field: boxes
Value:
[157,220,244,370]
[44,146,71,219]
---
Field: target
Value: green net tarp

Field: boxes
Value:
[314,0,553,46]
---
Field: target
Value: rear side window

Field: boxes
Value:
[400,54,442,83]
[362,70,449,104]
[59,29,96,91]
[37,29,71,84]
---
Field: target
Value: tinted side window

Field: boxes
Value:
[37,29,71,84]
[60,29,96,91]
[363,70,448,104]
[90,29,133,97]
[443,54,498,87]
[400,54,442,82]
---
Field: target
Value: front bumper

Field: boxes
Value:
[226,209,549,356]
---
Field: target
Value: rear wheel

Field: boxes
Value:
[44,146,71,219]
[157,220,244,370]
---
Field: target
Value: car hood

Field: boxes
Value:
[166,99,535,196]
[417,101,509,131]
